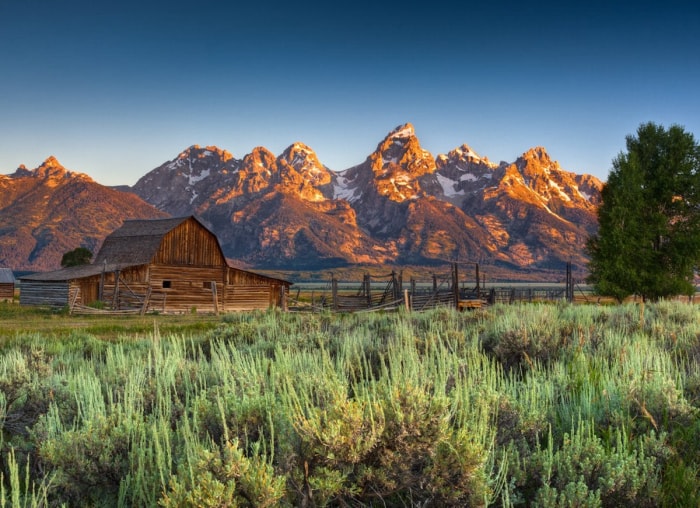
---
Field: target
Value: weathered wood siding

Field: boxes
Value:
[223,285,274,311]
[19,281,70,307]
[153,218,226,267]
[17,217,290,313]
[223,267,288,311]
[71,276,100,305]
[226,268,278,285]
[0,283,13,300]
[148,265,225,313]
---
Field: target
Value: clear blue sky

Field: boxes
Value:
[1,0,698,186]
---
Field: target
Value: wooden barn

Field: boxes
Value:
[19,216,291,313]
[0,268,15,301]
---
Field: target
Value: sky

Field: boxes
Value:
[1,0,699,186]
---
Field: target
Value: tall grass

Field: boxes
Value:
[1,302,700,505]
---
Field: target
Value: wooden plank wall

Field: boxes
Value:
[154,218,226,267]
[75,277,101,305]
[18,262,286,313]
[224,285,274,311]
[149,265,224,313]
[19,281,70,307]
[0,283,13,300]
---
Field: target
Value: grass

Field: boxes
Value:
[0,301,222,342]
[2,300,700,506]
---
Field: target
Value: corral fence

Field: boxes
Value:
[288,262,578,313]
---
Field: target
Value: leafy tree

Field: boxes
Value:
[60,247,92,267]
[587,122,700,301]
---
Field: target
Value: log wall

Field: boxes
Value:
[224,285,275,311]
[0,283,13,300]
[146,265,224,313]
[19,260,288,314]
[19,281,70,307]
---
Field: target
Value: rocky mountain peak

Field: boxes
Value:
[278,142,331,189]
[360,123,436,202]
[12,164,32,177]
[0,122,603,276]
[280,142,323,171]
[42,155,62,167]
[12,156,93,183]
[35,156,69,178]
[497,146,603,213]
[387,122,415,141]
[443,144,496,166]
[512,147,555,179]
[242,146,277,172]
[522,146,550,161]
[178,145,235,163]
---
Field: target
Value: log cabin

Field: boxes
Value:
[19,216,290,313]
[0,268,15,301]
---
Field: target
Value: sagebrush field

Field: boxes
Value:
[1,301,699,506]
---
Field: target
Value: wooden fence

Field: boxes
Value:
[288,262,578,313]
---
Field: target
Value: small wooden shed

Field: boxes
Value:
[20,216,291,313]
[0,268,15,301]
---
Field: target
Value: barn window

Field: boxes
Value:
[162,280,172,289]
[203,281,212,289]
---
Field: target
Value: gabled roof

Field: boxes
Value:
[19,216,291,285]
[93,216,194,266]
[0,268,16,283]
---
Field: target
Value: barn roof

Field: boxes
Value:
[0,268,16,283]
[19,263,124,282]
[93,216,195,266]
[20,216,291,285]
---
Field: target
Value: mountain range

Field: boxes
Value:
[1,123,603,279]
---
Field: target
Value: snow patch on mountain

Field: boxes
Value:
[333,175,362,202]
[389,124,415,140]
[382,155,399,165]
[189,168,210,185]
[548,179,571,202]
[436,174,465,197]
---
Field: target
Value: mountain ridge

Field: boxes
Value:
[2,123,603,278]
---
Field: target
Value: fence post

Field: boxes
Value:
[392,271,401,301]
[332,277,338,311]
[452,262,459,309]
[364,273,371,307]
[398,270,403,299]
[475,263,480,295]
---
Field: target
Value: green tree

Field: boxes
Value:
[587,122,700,301]
[60,247,92,267]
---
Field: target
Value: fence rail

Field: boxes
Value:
[287,262,578,313]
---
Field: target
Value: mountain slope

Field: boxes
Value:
[0,157,167,271]
[458,147,600,268]
[128,124,602,273]
[2,124,603,277]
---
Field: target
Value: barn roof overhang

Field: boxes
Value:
[19,263,145,282]
[0,268,16,284]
